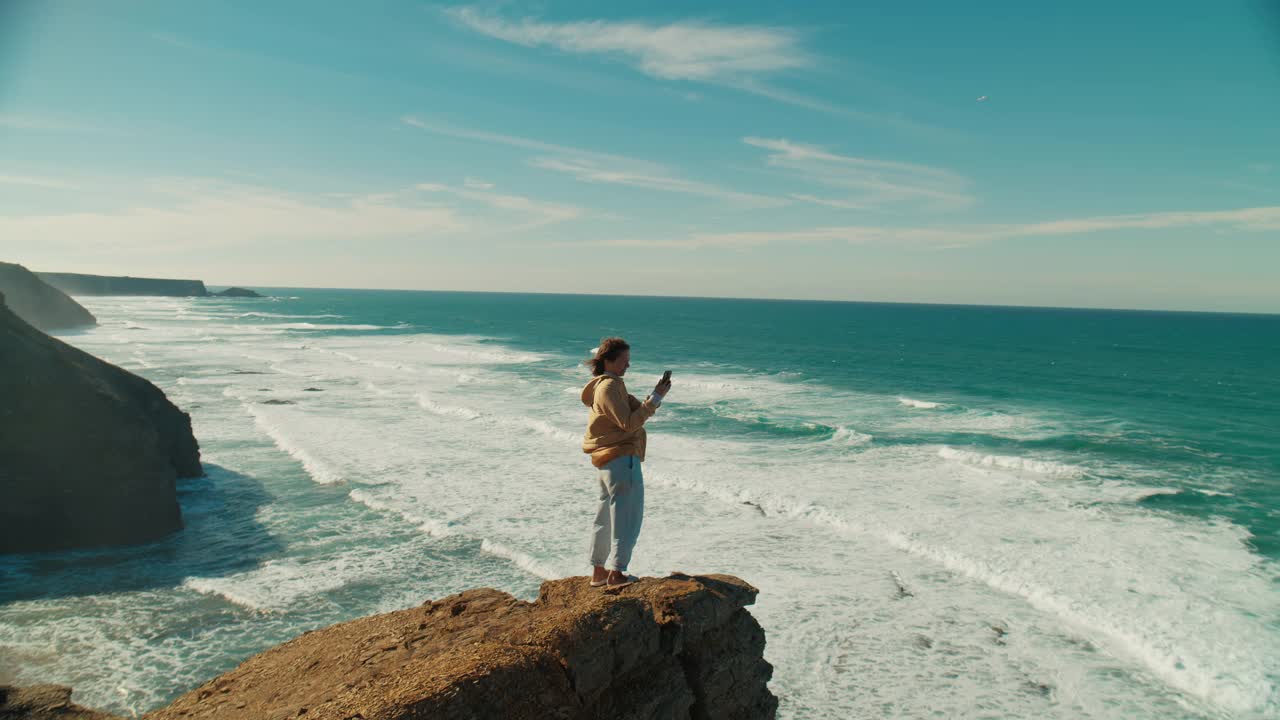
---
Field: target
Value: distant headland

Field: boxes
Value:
[34,272,264,298]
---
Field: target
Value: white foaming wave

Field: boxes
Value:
[264,322,390,331]
[645,464,1276,715]
[182,555,368,612]
[175,376,226,387]
[938,446,1084,479]
[875,529,1272,715]
[236,312,344,319]
[478,540,559,580]
[413,392,578,444]
[416,393,481,421]
[247,406,344,484]
[1133,488,1182,501]
[671,373,785,397]
[348,489,455,538]
[267,364,312,378]
[413,384,584,443]
[423,341,545,365]
[829,425,874,446]
[898,397,941,409]
[349,489,559,579]
[513,418,581,445]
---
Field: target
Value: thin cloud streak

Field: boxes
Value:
[443,8,946,133]
[530,157,786,207]
[746,136,975,210]
[0,177,587,253]
[415,181,583,228]
[402,116,646,168]
[405,116,783,207]
[446,7,808,82]
[577,205,1280,250]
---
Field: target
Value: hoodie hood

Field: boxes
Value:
[581,374,617,406]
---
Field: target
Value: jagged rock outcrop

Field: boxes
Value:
[212,287,263,298]
[0,263,96,331]
[36,272,208,297]
[147,574,776,720]
[0,684,122,719]
[0,295,202,553]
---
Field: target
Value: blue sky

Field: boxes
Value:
[1,0,1278,312]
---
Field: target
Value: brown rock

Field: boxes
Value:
[146,574,776,720]
[0,684,122,719]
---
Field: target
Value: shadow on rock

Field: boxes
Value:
[0,464,280,603]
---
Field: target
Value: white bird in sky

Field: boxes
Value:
[977,95,989,102]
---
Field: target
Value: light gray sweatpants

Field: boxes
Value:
[588,455,644,572]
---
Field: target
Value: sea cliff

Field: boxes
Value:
[0,262,96,331]
[36,272,209,297]
[0,293,202,553]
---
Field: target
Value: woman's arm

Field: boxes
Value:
[597,379,657,433]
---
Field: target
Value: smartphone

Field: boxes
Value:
[661,370,672,383]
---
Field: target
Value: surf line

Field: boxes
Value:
[641,468,1249,713]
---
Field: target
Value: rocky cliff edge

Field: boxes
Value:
[146,573,776,720]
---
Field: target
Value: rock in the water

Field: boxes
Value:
[0,263,96,331]
[36,272,208,297]
[147,574,777,720]
[212,287,263,297]
[0,297,202,553]
[0,684,122,719]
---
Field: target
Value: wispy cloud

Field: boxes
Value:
[530,157,785,207]
[402,116,654,169]
[404,116,782,207]
[442,8,944,132]
[415,181,582,228]
[0,179,511,252]
[446,7,807,82]
[577,205,1280,250]
[745,137,975,210]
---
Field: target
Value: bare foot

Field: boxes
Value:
[606,570,636,587]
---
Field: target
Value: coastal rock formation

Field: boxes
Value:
[212,287,263,298]
[0,684,122,719]
[36,272,208,297]
[0,295,202,553]
[147,573,776,720]
[0,262,96,331]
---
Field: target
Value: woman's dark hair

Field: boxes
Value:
[584,337,630,376]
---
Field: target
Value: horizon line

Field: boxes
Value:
[194,282,1280,319]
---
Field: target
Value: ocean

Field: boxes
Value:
[1,289,1277,718]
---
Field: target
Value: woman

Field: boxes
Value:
[580,337,673,589]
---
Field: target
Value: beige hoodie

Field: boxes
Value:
[580,374,659,468]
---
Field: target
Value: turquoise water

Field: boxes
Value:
[2,290,1277,718]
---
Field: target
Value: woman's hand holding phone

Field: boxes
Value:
[655,370,673,397]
